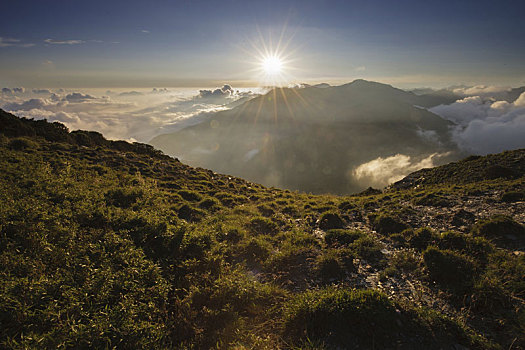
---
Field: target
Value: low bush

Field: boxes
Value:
[350,236,384,263]
[407,227,437,250]
[324,229,363,246]
[500,191,524,203]
[178,189,202,202]
[318,212,344,230]
[239,237,272,265]
[105,187,144,208]
[8,137,38,151]
[198,197,221,211]
[177,204,205,222]
[283,288,398,348]
[315,250,344,282]
[422,246,477,291]
[471,215,525,244]
[371,215,408,235]
[247,217,279,235]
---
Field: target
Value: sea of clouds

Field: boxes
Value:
[2,83,524,189]
[429,90,525,155]
[353,84,525,188]
[0,84,261,142]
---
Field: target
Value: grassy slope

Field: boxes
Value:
[0,110,524,349]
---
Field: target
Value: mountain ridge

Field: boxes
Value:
[151,80,461,194]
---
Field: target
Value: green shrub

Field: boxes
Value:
[105,188,144,208]
[422,247,477,290]
[257,204,275,217]
[324,229,363,246]
[240,237,272,265]
[219,227,244,243]
[408,227,437,250]
[8,137,38,151]
[500,191,524,203]
[390,250,420,274]
[338,201,355,211]
[315,250,344,282]
[177,204,205,222]
[371,215,408,235]
[178,189,202,202]
[318,212,344,230]
[265,245,316,283]
[350,236,384,263]
[471,215,524,244]
[439,231,468,251]
[438,231,493,261]
[247,217,279,235]
[198,197,221,211]
[283,288,398,347]
[181,231,213,259]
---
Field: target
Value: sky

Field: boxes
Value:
[1,0,525,88]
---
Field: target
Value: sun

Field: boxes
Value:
[239,26,299,86]
[262,55,282,75]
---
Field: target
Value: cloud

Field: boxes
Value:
[451,85,510,97]
[119,91,144,96]
[0,85,260,142]
[2,87,25,95]
[198,85,234,99]
[0,37,34,48]
[430,92,525,154]
[64,92,96,102]
[141,30,150,34]
[32,89,52,94]
[3,98,52,111]
[353,153,447,188]
[355,66,366,72]
[44,39,85,45]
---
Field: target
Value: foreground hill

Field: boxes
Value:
[151,80,460,194]
[1,110,524,349]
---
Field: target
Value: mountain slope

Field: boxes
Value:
[151,80,460,194]
[1,111,524,349]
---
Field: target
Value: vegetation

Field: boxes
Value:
[0,110,523,349]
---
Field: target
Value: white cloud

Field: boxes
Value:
[1,85,260,142]
[355,66,366,72]
[353,153,447,188]
[430,92,525,155]
[451,85,510,97]
[44,39,85,45]
[3,98,52,110]
[0,37,34,48]
[64,92,96,102]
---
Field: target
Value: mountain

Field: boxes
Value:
[1,111,524,349]
[151,80,461,194]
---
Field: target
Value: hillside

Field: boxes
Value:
[1,110,524,349]
[151,80,461,194]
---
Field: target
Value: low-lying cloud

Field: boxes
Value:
[430,92,525,155]
[353,153,447,188]
[0,85,261,142]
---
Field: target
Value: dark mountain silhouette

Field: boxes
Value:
[151,80,460,194]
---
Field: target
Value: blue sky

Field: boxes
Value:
[1,0,524,87]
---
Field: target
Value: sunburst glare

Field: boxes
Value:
[238,25,299,87]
